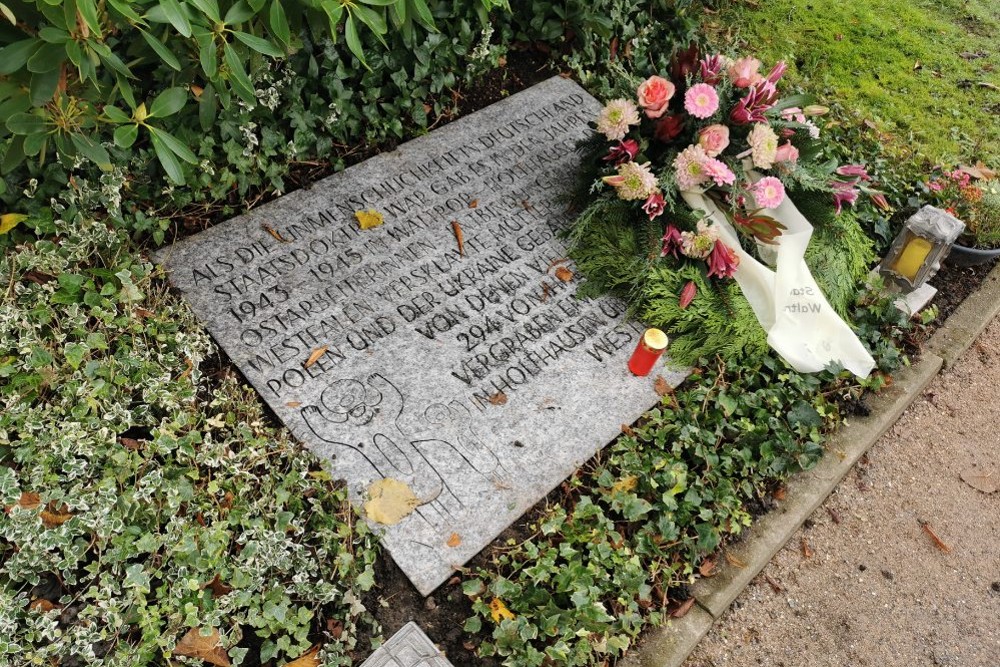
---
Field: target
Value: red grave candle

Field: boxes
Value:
[628,328,669,376]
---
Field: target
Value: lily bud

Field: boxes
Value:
[803,105,829,117]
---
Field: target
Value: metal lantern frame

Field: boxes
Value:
[879,205,965,291]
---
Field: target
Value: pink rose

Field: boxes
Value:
[775,142,799,165]
[728,57,762,88]
[697,124,730,157]
[637,76,676,119]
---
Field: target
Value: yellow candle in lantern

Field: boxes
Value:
[892,236,933,281]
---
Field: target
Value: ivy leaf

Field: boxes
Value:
[787,400,822,427]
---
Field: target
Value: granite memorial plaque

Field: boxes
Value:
[360,623,452,667]
[155,76,687,595]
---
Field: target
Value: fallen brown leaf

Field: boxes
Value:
[284,645,321,667]
[134,307,154,319]
[521,199,534,211]
[488,391,508,406]
[29,599,60,612]
[23,270,56,285]
[800,537,815,559]
[303,346,328,369]
[179,357,194,380]
[621,423,636,437]
[120,437,142,450]
[364,479,420,525]
[547,257,569,270]
[261,224,290,243]
[653,375,671,397]
[327,619,344,639]
[960,468,998,494]
[978,81,1000,91]
[175,627,231,667]
[698,557,718,578]
[554,266,573,282]
[286,401,302,408]
[725,550,747,569]
[773,486,787,501]
[764,573,784,593]
[468,199,478,209]
[446,533,462,548]
[541,282,551,302]
[671,597,696,618]
[920,520,953,553]
[41,504,73,528]
[451,220,465,257]
[827,507,842,524]
[17,492,41,510]
[202,574,233,598]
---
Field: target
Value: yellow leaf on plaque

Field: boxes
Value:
[0,213,28,235]
[489,598,515,622]
[355,209,384,230]
[364,478,419,525]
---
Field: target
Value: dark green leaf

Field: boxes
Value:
[233,31,284,57]
[89,40,134,78]
[0,136,26,174]
[268,1,291,46]
[76,0,103,36]
[408,0,435,30]
[149,87,188,117]
[29,69,59,106]
[223,42,255,104]
[151,127,197,164]
[223,0,254,25]
[5,113,46,135]
[158,0,192,37]
[344,14,368,68]
[198,84,217,131]
[106,0,143,22]
[26,42,65,73]
[139,30,182,70]
[198,33,218,78]
[149,129,185,184]
[113,123,138,148]
[38,27,70,43]
[353,4,387,36]
[187,0,221,22]
[70,133,112,171]
[103,105,131,123]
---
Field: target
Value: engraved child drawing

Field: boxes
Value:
[421,402,512,488]
[301,373,493,526]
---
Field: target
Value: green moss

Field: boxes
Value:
[711,0,1000,167]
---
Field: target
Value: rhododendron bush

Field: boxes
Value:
[568,48,884,364]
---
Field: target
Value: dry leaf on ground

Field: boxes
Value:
[468,199,478,208]
[29,599,60,612]
[725,550,747,568]
[489,598,515,622]
[40,506,74,528]
[355,209,384,230]
[286,401,301,408]
[303,346,328,369]
[671,597,696,618]
[284,646,321,667]
[764,573,784,593]
[800,537,815,559]
[554,266,573,282]
[653,376,671,397]
[698,557,718,577]
[16,492,41,510]
[364,478,420,525]
[920,520,953,552]
[446,533,462,548]
[261,224,290,243]
[202,574,233,597]
[621,423,635,437]
[451,220,465,257]
[488,391,508,406]
[175,627,231,667]
[610,476,638,495]
[960,468,998,494]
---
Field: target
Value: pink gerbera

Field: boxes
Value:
[751,177,786,209]
[704,158,736,186]
[684,83,720,119]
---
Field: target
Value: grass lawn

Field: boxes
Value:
[707,0,1000,167]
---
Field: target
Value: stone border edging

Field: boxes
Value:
[624,260,1000,667]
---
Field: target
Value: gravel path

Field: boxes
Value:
[683,317,1000,667]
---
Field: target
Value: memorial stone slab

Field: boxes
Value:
[155,76,687,595]
[360,623,453,667]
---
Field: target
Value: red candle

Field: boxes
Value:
[628,328,669,376]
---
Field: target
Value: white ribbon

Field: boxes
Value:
[680,189,875,378]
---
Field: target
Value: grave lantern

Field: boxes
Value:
[879,205,965,291]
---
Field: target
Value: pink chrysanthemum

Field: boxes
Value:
[673,145,710,191]
[680,220,719,259]
[596,99,640,141]
[602,161,658,201]
[704,158,736,187]
[751,177,786,209]
[747,123,779,170]
[684,83,720,119]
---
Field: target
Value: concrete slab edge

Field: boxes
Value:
[625,352,944,667]
[926,261,1000,368]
